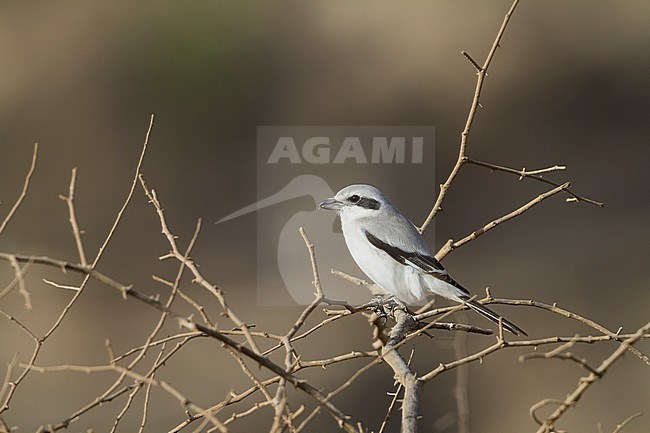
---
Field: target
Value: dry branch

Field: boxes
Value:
[533,322,650,432]
[436,182,571,260]
[0,143,38,236]
[139,175,262,355]
[466,157,603,207]
[381,309,421,433]
[419,0,521,233]
[59,167,88,266]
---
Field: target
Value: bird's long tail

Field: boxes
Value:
[460,296,527,336]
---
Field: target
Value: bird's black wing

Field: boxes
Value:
[363,229,526,335]
[363,229,470,296]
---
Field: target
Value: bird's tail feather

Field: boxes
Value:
[462,297,527,336]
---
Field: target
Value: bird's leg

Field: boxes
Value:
[364,294,406,318]
[361,295,390,317]
[366,298,388,318]
[382,296,408,317]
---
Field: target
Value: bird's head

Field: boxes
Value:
[318,184,388,219]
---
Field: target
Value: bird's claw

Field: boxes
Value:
[366,295,406,318]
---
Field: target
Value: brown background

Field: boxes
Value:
[1,2,648,432]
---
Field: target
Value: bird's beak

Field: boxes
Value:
[318,197,343,211]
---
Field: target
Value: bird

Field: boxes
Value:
[318,184,527,336]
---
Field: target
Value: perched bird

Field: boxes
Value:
[319,184,526,336]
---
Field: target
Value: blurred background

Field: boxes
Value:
[0,1,648,432]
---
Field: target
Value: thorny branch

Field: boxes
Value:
[0,143,38,237]
[465,158,603,207]
[532,322,650,433]
[380,309,421,433]
[435,182,571,260]
[0,115,154,426]
[419,0,522,233]
[418,0,601,235]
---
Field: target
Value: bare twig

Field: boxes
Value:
[105,218,202,433]
[43,113,154,340]
[24,362,229,432]
[187,321,359,433]
[139,176,262,355]
[168,377,284,433]
[0,355,18,407]
[0,308,38,342]
[466,158,603,207]
[153,274,215,327]
[296,351,377,370]
[0,260,32,303]
[611,412,643,433]
[41,279,81,291]
[331,268,381,294]
[0,115,154,423]
[453,313,470,433]
[436,183,571,260]
[378,349,415,433]
[0,143,38,236]
[419,312,509,383]
[490,299,649,365]
[419,0,521,232]
[382,309,420,433]
[414,294,649,365]
[59,167,88,266]
[109,343,168,433]
[137,352,158,433]
[534,322,650,433]
[519,338,600,375]
[5,256,32,309]
[288,228,326,340]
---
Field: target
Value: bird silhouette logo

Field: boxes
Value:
[216,174,365,305]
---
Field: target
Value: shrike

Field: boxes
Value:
[319,184,526,336]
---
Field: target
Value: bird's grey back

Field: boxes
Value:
[353,192,432,256]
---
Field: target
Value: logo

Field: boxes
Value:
[216,126,435,305]
[266,136,424,164]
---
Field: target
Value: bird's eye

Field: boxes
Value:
[349,195,360,203]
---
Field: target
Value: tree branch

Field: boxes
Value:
[466,157,603,207]
[419,0,521,232]
[0,143,38,236]
[436,182,571,260]
[534,322,650,432]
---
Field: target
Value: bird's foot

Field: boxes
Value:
[366,295,406,318]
